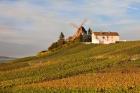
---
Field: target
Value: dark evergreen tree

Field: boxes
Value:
[58,32,65,46]
[88,28,92,35]
[59,32,65,40]
[87,28,92,42]
[82,34,88,42]
[48,32,66,51]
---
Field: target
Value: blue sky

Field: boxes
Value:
[0,0,140,57]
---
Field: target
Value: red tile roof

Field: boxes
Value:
[93,32,119,36]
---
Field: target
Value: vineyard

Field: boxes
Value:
[0,41,140,93]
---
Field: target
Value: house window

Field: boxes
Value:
[107,36,109,41]
[96,36,98,39]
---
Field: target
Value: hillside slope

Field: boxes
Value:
[0,41,140,93]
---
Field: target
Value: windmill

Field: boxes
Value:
[69,19,87,41]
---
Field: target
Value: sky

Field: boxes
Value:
[0,0,140,57]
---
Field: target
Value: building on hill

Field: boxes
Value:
[68,22,120,44]
[67,26,91,42]
[92,32,120,44]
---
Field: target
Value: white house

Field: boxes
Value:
[92,32,120,44]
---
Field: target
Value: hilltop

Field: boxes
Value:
[0,41,140,93]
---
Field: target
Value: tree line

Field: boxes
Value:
[48,29,92,51]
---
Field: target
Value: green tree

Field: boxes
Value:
[58,32,65,46]
[48,32,66,51]
[59,32,65,40]
[87,28,92,42]
[88,28,92,35]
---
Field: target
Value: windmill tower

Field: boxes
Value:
[69,19,87,41]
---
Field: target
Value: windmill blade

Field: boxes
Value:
[80,19,87,27]
[70,23,79,29]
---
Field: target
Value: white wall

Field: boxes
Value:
[92,34,99,44]
[92,33,119,44]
